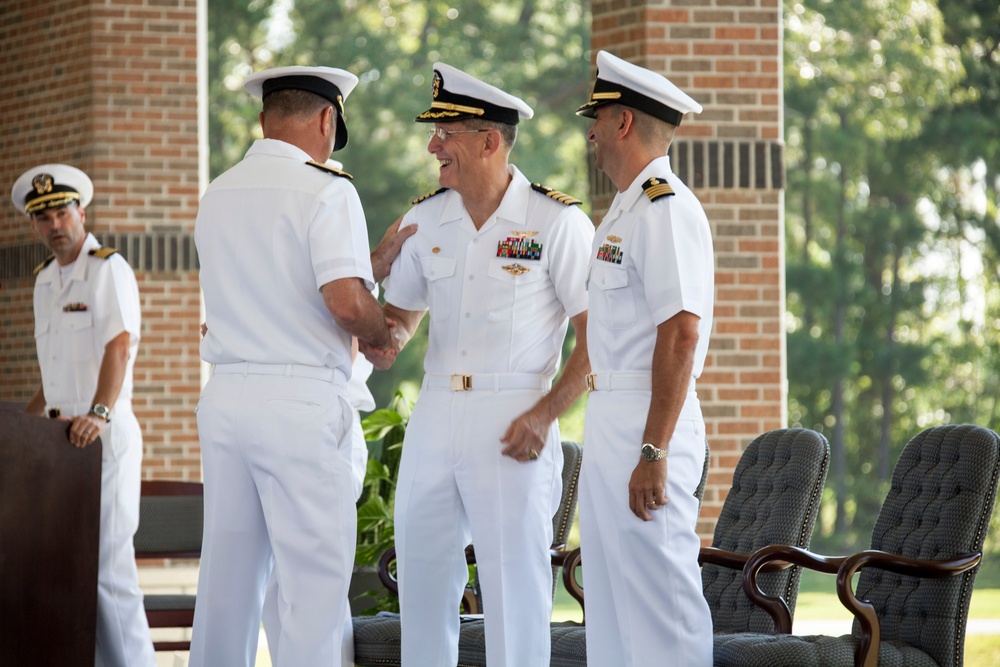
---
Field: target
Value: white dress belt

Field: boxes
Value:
[212,362,347,385]
[586,372,697,393]
[422,373,552,392]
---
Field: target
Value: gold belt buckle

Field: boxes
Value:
[451,374,472,391]
[585,374,596,392]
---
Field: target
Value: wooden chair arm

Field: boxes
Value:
[376,545,398,594]
[377,545,482,614]
[742,544,846,634]
[835,550,982,667]
[560,547,585,613]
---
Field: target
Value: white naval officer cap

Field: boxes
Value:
[576,50,703,126]
[244,65,360,151]
[11,163,94,215]
[414,62,534,125]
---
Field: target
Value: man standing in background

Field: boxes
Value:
[13,163,155,666]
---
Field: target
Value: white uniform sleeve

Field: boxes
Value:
[546,206,594,319]
[633,200,711,326]
[92,255,142,347]
[309,180,375,291]
[380,210,428,312]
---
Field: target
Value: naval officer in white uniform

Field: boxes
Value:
[190,65,397,667]
[575,51,715,666]
[369,63,594,666]
[13,163,155,667]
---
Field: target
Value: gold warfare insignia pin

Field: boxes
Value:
[32,173,54,195]
[510,231,539,238]
[607,235,622,243]
[432,71,442,99]
[502,263,530,276]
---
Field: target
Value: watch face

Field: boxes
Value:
[93,404,110,420]
[641,443,656,461]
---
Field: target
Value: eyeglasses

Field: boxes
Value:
[426,128,490,142]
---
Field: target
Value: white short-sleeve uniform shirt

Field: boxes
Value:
[196,139,374,374]
[33,232,141,413]
[383,165,593,376]
[587,155,714,378]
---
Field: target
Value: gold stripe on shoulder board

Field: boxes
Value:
[305,161,353,180]
[531,183,583,206]
[89,247,119,259]
[412,188,449,205]
[33,255,56,275]
[642,177,675,202]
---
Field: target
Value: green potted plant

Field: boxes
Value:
[351,390,411,614]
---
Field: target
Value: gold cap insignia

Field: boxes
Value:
[32,173,54,195]
[432,71,442,99]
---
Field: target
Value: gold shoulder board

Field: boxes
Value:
[89,247,119,259]
[33,255,56,276]
[306,161,354,180]
[411,188,449,205]
[531,183,582,206]
[642,177,675,202]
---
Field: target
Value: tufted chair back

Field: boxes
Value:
[851,424,1000,667]
[702,428,829,634]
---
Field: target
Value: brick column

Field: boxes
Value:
[589,0,786,542]
[0,0,203,480]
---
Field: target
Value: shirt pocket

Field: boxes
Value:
[486,260,544,321]
[420,255,457,321]
[592,264,636,330]
[66,310,97,362]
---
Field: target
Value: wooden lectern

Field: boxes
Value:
[0,406,102,665]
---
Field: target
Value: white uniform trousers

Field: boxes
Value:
[395,387,563,667]
[261,408,367,667]
[189,371,356,667]
[92,407,156,667]
[579,390,713,667]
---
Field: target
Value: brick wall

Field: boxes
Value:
[589,0,786,543]
[0,0,203,480]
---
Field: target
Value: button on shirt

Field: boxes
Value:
[195,139,375,375]
[33,233,141,413]
[383,165,593,376]
[587,155,714,377]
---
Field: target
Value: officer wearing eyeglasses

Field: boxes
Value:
[366,63,594,666]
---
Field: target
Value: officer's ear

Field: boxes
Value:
[481,128,503,157]
[319,106,336,140]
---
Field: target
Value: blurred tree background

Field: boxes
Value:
[784,0,1000,559]
[207,0,1000,558]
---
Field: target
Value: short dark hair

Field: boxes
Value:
[262,88,332,120]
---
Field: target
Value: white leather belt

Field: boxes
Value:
[212,362,347,385]
[585,373,697,393]
[422,373,552,392]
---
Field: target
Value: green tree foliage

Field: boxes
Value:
[785,0,999,551]
[207,0,592,409]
